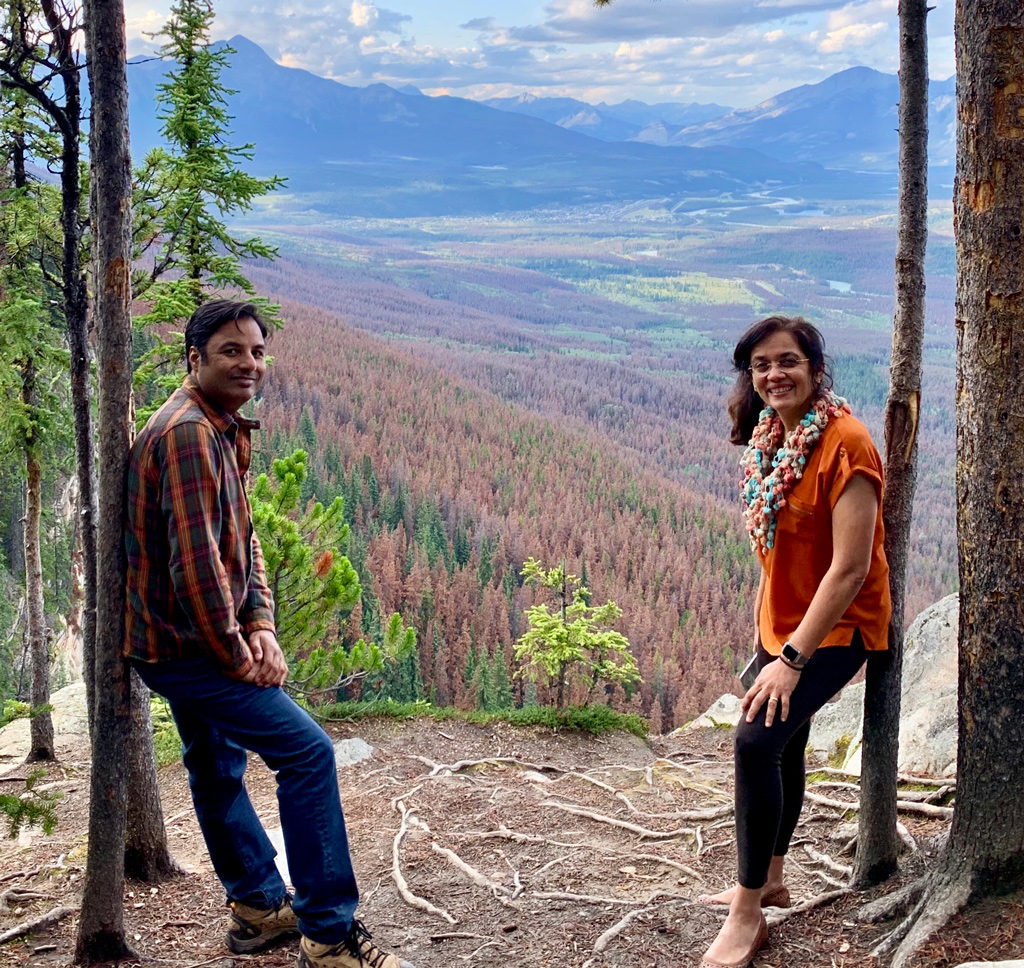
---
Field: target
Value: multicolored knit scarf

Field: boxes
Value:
[740,390,850,555]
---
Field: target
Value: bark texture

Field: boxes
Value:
[75,0,135,960]
[25,383,55,762]
[853,0,928,888]
[878,3,1024,964]
[949,0,1024,890]
[39,0,100,739]
[124,669,182,881]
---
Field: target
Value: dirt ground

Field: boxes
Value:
[1,716,1022,968]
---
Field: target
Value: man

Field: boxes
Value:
[125,299,413,968]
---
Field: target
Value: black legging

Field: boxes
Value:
[734,632,866,888]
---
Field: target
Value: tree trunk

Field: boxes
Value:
[75,0,135,959]
[41,0,100,738]
[879,2,1024,964]
[853,0,928,888]
[948,0,1024,892]
[24,368,55,761]
[124,668,182,880]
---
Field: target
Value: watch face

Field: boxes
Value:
[782,643,806,665]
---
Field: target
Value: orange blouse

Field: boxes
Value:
[757,411,891,653]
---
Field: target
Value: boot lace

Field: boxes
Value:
[341,919,391,968]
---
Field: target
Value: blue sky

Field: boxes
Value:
[123,0,956,109]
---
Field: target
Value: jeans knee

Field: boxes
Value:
[286,726,336,780]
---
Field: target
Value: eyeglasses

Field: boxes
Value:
[747,356,810,376]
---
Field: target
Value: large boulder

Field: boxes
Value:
[688,594,959,778]
[809,593,958,777]
[0,679,90,760]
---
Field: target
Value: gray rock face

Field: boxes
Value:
[811,594,958,777]
[0,680,89,760]
[689,595,959,778]
[811,594,954,774]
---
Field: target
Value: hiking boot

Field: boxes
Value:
[227,895,300,953]
[297,920,415,968]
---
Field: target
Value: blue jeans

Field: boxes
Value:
[133,657,358,944]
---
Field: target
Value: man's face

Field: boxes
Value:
[188,315,267,414]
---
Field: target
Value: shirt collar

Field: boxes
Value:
[182,375,262,434]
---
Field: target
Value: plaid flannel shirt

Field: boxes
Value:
[124,376,275,677]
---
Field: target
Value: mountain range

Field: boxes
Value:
[125,35,952,217]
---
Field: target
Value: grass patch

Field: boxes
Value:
[316,699,649,737]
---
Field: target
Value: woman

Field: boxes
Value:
[699,316,891,968]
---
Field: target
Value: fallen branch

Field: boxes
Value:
[0,905,75,944]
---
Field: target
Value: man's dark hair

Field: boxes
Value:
[185,299,268,373]
[726,315,833,445]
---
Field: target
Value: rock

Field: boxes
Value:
[688,595,960,778]
[334,737,374,768]
[809,594,958,777]
[0,680,89,760]
[684,693,742,730]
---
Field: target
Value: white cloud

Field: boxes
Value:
[349,2,375,29]
[817,20,888,53]
[120,0,957,107]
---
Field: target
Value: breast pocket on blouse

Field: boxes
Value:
[777,494,816,534]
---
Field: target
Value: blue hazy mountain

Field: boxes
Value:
[481,93,730,142]
[124,36,894,217]
[664,67,955,173]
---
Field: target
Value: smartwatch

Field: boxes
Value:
[781,641,808,669]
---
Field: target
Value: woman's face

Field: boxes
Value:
[749,329,820,430]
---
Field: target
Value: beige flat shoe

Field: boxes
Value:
[700,914,768,968]
[697,885,790,908]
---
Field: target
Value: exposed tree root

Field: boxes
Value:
[804,789,953,819]
[476,824,705,882]
[856,877,926,924]
[764,888,850,926]
[540,797,696,840]
[0,887,55,913]
[392,798,457,924]
[590,895,693,954]
[872,871,972,968]
[0,905,75,944]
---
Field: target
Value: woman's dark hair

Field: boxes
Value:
[726,315,833,445]
[185,299,268,373]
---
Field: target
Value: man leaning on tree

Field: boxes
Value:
[124,298,414,968]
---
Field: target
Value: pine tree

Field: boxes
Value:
[514,557,640,710]
[131,0,284,409]
[251,450,414,705]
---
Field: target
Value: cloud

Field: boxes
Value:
[503,0,846,44]
[121,0,956,109]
